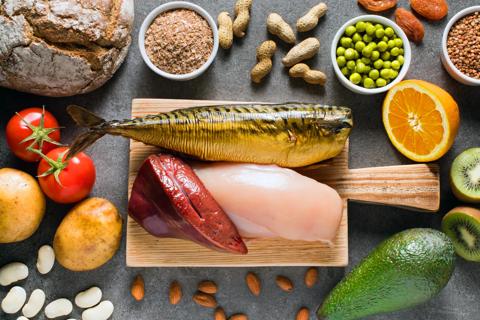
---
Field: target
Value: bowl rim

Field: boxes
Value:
[330,14,412,95]
[138,1,219,81]
[441,6,480,85]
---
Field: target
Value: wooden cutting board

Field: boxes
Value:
[127,99,440,267]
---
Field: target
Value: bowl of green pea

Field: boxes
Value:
[331,15,411,95]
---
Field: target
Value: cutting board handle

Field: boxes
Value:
[339,164,440,212]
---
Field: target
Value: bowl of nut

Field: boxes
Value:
[139,1,219,81]
[331,15,412,95]
[441,6,480,86]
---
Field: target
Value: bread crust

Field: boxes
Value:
[0,0,134,97]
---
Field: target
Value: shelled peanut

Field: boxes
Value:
[282,37,320,67]
[218,12,234,49]
[267,13,296,44]
[233,0,253,38]
[289,63,327,85]
[297,2,328,32]
[251,40,277,83]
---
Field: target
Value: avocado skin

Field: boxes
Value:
[317,228,455,320]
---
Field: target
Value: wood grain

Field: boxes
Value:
[126,99,440,267]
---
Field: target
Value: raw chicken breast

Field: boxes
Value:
[192,163,343,242]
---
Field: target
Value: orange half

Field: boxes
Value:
[383,80,460,162]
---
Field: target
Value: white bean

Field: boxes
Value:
[22,288,45,317]
[1,286,27,314]
[0,262,29,286]
[44,298,73,319]
[75,286,102,309]
[36,245,55,275]
[82,300,114,320]
[17,317,29,320]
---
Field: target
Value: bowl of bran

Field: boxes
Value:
[139,1,219,81]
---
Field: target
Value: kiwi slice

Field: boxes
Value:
[442,207,480,262]
[450,148,480,203]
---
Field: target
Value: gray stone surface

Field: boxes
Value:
[1,0,479,319]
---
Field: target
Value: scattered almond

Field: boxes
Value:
[169,281,182,305]
[214,307,227,320]
[193,292,217,308]
[245,272,261,296]
[296,307,310,320]
[131,275,145,301]
[304,267,318,288]
[229,313,248,320]
[276,275,294,292]
[198,280,218,294]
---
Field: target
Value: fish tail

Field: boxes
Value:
[66,105,107,158]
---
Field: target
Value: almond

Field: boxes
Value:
[198,280,218,294]
[131,275,145,301]
[214,307,227,320]
[169,281,182,305]
[245,272,261,296]
[193,292,217,308]
[229,313,248,320]
[276,275,294,292]
[296,307,310,320]
[304,267,318,288]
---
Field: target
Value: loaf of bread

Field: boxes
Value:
[0,0,134,97]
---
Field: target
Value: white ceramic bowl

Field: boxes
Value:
[441,6,480,86]
[139,1,219,81]
[331,15,412,95]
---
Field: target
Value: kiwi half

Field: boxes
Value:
[442,207,480,262]
[450,148,480,203]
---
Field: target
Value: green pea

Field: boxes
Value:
[350,73,362,84]
[371,51,380,61]
[391,70,399,79]
[364,65,371,73]
[362,46,373,57]
[356,61,366,73]
[380,68,391,79]
[391,47,400,57]
[337,56,347,67]
[376,78,387,87]
[341,37,353,48]
[364,77,375,88]
[381,51,391,61]
[375,28,385,39]
[369,69,380,80]
[399,48,404,55]
[385,27,395,38]
[382,36,389,43]
[336,47,346,56]
[352,33,362,43]
[397,55,405,65]
[388,40,395,49]
[341,66,350,76]
[391,60,401,70]
[363,34,373,43]
[375,23,383,30]
[366,23,376,35]
[377,41,388,52]
[345,25,356,36]
[354,50,360,59]
[373,59,384,69]
[383,61,392,69]
[345,48,356,60]
[347,60,356,70]
[355,41,366,52]
[355,21,366,33]
[394,38,403,48]
[361,57,371,64]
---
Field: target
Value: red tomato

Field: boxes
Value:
[37,147,96,204]
[6,107,61,162]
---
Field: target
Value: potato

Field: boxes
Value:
[0,168,46,243]
[54,197,122,271]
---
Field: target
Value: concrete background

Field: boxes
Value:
[1,0,479,319]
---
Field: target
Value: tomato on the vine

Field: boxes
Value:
[37,147,96,204]
[6,107,61,162]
